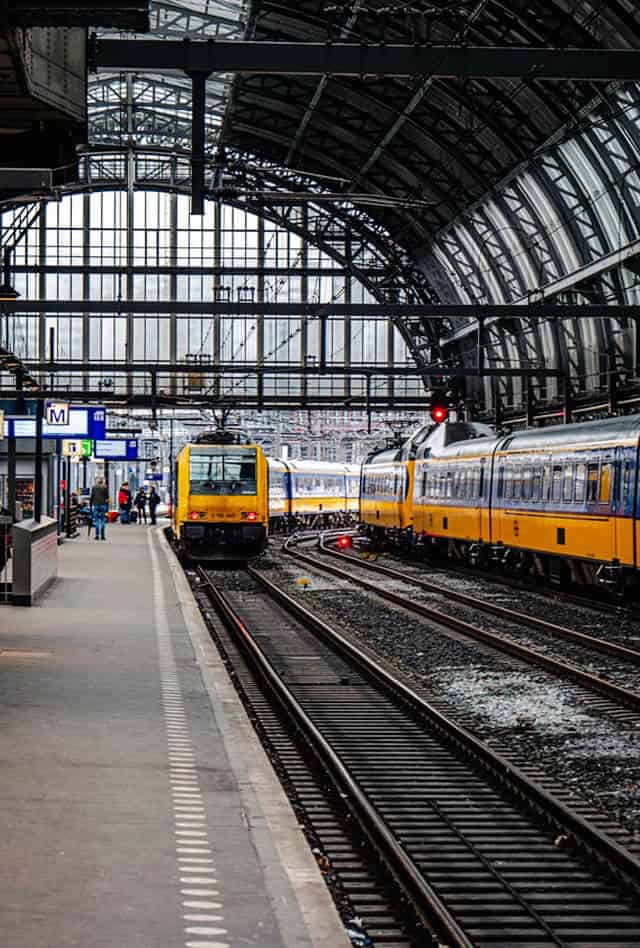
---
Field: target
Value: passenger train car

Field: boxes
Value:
[268,458,360,530]
[174,433,269,561]
[361,416,640,594]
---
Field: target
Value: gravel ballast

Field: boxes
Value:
[262,552,640,838]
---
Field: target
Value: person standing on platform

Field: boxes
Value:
[90,477,109,541]
[118,482,132,524]
[134,487,147,524]
[148,485,160,526]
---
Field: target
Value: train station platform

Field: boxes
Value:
[0,523,349,948]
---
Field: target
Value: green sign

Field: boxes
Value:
[81,439,92,458]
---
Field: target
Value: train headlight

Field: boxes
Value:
[243,511,258,521]
[189,510,205,520]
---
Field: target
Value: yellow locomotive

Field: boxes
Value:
[174,432,269,561]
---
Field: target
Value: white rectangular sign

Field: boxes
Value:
[46,402,70,426]
[62,439,82,457]
[93,439,126,458]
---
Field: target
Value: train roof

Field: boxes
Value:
[363,446,403,467]
[278,459,354,475]
[414,421,496,461]
[496,414,640,452]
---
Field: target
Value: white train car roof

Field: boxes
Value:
[496,415,640,453]
[284,459,352,475]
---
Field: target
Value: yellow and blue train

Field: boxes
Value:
[361,416,640,594]
[174,432,360,561]
[268,458,359,530]
[174,433,269,560]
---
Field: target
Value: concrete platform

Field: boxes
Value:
[0,523,350,948]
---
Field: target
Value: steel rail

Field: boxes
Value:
[195,564,474,948]
[238,564,640,897]
[284,536,640,714]
[319,535,640,666]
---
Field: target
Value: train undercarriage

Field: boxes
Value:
[361,524,638,599]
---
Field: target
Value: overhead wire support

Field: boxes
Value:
[93,40,640,82]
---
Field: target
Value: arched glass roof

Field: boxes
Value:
[62,1,640,415]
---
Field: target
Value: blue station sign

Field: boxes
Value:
[4,407,107,440]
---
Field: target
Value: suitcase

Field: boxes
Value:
[130,509,138,523]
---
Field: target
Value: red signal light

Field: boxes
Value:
[430,405,448,424]
[189,510,202,520]
[337,535,352,549]
[245,511,258,521]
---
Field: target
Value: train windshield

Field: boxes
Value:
[190,447,257,495]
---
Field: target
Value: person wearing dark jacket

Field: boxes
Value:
[134,488,147,524]
[148,486,160,525]
[90,478,109,541]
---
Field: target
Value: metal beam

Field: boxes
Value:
[19,361,560,378]
[7,299,640,319]
[93,41,640,81]
[0,390,430,411]
[189,71,209,215]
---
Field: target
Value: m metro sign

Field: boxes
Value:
[46,402,70,426]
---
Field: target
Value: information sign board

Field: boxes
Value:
[93,438,138,461]
[4,407,106,440]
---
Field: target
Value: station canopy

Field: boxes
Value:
[5,0,640,422]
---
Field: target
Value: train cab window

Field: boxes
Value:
[562,464,574,502]
[599,463,612,503]
[551,465,563,502]
[190,448,257,495]
[575,463,586,503]
[586,463,599,502]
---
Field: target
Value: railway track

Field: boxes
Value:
[319,535,640,667]
[194,562,640,947]
[363,542,634,620]
[282,534,640,722]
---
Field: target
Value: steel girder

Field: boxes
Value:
[95,42,640,82]
[8,300,640,319]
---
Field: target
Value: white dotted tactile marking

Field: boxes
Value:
[148,533,230,948]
